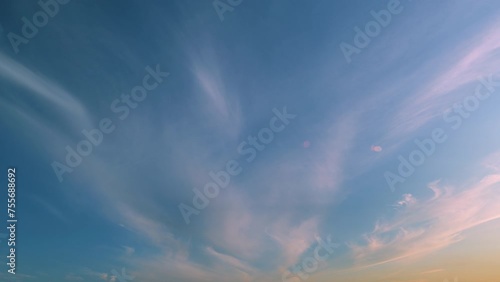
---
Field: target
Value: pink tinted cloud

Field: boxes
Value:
[386,20,500,141]
[348,171,500,268]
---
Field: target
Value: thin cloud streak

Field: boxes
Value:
[348,170,500,269]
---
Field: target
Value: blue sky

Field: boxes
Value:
[1,0,500,281]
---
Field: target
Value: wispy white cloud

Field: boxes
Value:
[206,246,258,277]
[387,19,500,141]
[0,52,92,130]
[310,113,358,195]
[187,38,242,139]
[393,193,416,208]
[348,168,500,268]
[267,216,321,268]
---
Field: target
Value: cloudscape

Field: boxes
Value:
[1,0,500,281]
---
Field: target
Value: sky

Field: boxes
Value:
[1,0,500,281]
